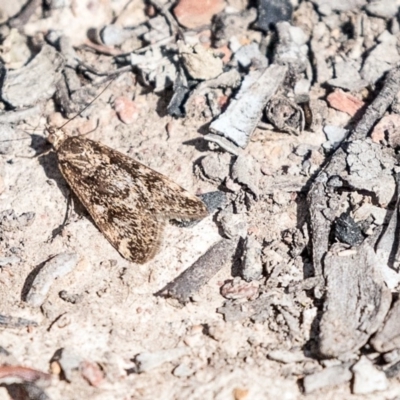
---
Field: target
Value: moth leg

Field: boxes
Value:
[49,192,74,241]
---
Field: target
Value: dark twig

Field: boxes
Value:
[157,238,239,304]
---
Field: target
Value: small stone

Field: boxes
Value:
[231,155,260,198]
[173,0,225,29]
[333,213,364,246]
[0,124,17,155]
[352,356,388,394]
[173,363,195,377]
[234,43,268,69]
[326,89,364,116]
[268,349,306,363]
[217,208,247,239]
[242,235,263,282]
[179,42,223,80]
[352,204,386,225]
[101,24,133,46]
[361,35,400,84]
[0,28,31,69]
[254,0,293,32]
[220,277,259,300]
[383,349,400,364]
[198,191,226,214]
[80,361,105,387]
[322,125,348,150]
[135,348,189,373]
[366,0,399,18]
[113,96,139,125]
[233,388,249,400]
[26,253,79,307]
[303,364,352,394]
[54,348,83,382]
[370,114,400,148]
[328,61,367,92]
[200,152,231,182]
[294,144,312,157]
[225,177,242,192]
[294,79,311,97]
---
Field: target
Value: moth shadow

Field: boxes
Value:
[37,151,90,238]
[182,137,210,153]
[29,133,50,156]
[37,151,70,199]
[155,88,174,117]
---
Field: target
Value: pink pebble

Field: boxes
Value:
[114,96,139,124]
[174,0,225,29]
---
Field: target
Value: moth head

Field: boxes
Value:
[47,126,67,150]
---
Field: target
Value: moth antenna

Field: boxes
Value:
[57,78,115,131]
[79,118,100,137]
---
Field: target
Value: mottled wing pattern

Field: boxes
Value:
[56,136,208,264]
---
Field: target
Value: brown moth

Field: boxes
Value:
[47,127,208,264]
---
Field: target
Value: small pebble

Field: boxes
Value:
[322,125,348,150]
[55,347,82,382]
[220,277,259,300]
[371,114,400,147]
[26,253,80,307]
[352,356,388,394]
[173,0,225,29]
[135,348,189,373]
[114,96,139,125]
[326,89,364,116]
[80,360,105,387]
[242,235,263,282]
[173,363,195,377]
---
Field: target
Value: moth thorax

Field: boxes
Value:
[47,127,67,149]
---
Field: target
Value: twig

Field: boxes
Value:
[157,238,239,304]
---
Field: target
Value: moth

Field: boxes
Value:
[46,127,208,264]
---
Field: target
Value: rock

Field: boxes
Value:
[242,235,263,282]
[352,356,388,394]
[220,277,259,300]
[254,0,293,32]
[328,61,367,91]
[303,364,352,394]
[326,89,364,116]
[135,347,189,372]
[231,155,261,198]
[2,44,63,108]
[25,253,80,307]
[370,114,400,148]
[322,125,348,150]
[179,42,223,80]
[200,152,231,182]
[268,349,307,363]
[366,0,399,18]
[173,0,225,29]
[361,33,400,84]
[217,208,247,239]
[113,96,139,124]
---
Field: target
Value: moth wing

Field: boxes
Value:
[93,144,209,221]
[56,137,207,263]
[127,161,209,221]
[77,137,209,221]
